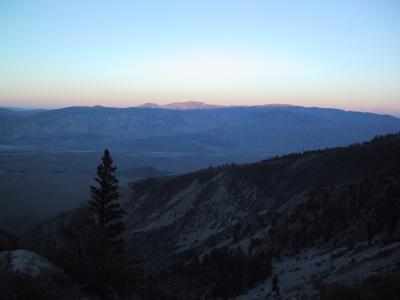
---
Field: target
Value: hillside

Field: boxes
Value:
[125,134,400,298]
[1,104,400,154]
[28,133,400,299]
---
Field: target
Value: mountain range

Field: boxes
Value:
[1,102,400,155]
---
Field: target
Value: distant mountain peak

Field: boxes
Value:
[162,101,223,110]
[138,101,223,110]
[138,103,161,108]
[255,103,299,108]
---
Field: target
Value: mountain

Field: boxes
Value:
[28,133,400,299]
[138,102,163,108]
[1,104,400,155]
[138,101,223,110]
[161,101,224,110]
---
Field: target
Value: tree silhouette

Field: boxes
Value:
[89,149,125,251]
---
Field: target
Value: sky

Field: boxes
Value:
[0,0,399,115]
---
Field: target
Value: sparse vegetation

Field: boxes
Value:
[1,133,400,299]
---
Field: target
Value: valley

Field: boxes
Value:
[0,147,263,233]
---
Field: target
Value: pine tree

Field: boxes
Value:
[89,149,125,250]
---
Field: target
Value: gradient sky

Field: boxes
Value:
[0,0,399,114]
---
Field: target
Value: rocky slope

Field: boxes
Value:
[122,133,400,298]
[0,249,61,278]
[125,134,398,251]
[26,133,400,299]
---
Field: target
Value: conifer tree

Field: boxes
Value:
[89,149,125,250]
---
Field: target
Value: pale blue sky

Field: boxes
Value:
[0,0,399,114]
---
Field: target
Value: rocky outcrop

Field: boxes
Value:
[0,249,61,278]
